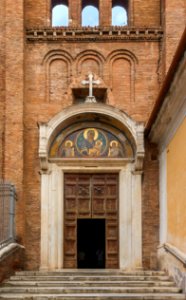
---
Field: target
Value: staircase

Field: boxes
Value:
[0,270,185,300]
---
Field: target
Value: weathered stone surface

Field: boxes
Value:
[0,270,185,299]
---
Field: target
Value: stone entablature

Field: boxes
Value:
[26,27,163,42]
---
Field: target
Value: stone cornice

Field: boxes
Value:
[26,27,163,43]
[149,53,186,149]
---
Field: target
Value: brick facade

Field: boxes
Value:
[162,0,186,75]
[0,0,185,270]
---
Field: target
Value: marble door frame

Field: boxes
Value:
[40,164,143,270]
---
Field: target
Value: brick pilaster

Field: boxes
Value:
[69,0,81,26]
[4,0,25,242]
[100,0,112,27]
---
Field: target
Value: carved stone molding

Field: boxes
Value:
[26,27,163,43]
[134,124,145,172]
[38,123,48,170]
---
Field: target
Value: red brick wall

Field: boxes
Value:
[100,0,112,26]
[3,0,25,245]
[162,0,186,75]
[25,41,160,121]
[25,0,49,27]
[142,142,159,270]
[133,0,161,27]
[0,247,25,283]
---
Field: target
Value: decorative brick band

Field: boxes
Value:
[26,27,163,42]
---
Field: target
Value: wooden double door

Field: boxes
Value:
[64,173,119,269]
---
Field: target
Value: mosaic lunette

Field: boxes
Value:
[50,127,134,158]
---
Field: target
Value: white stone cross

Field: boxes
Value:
[81,73,100,103]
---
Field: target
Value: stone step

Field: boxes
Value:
[0,270,184,300]
[10,275,172,282]
[0,294,185,300]
[3,280,176,288]
[0,286,182,294]
[15,270,167,276]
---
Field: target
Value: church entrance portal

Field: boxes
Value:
[40,106,144,270]
[64,173,119,269]
[77,219,105,268]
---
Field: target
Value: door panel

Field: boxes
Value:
[64,174,78,268]
[106,220,118,268]
[64,173,118,268]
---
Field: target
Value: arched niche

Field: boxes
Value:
[39,103,144,271]
[106,49,138,104]
[42,50,73,103]
[75,50,105,77]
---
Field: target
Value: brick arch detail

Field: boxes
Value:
[106,49,138,64]
[42,50,73,102]
[42,49,73,65]
[106,49,138,103]
[75,50,106,77]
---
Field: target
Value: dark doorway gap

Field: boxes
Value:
[77,219,105,268]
